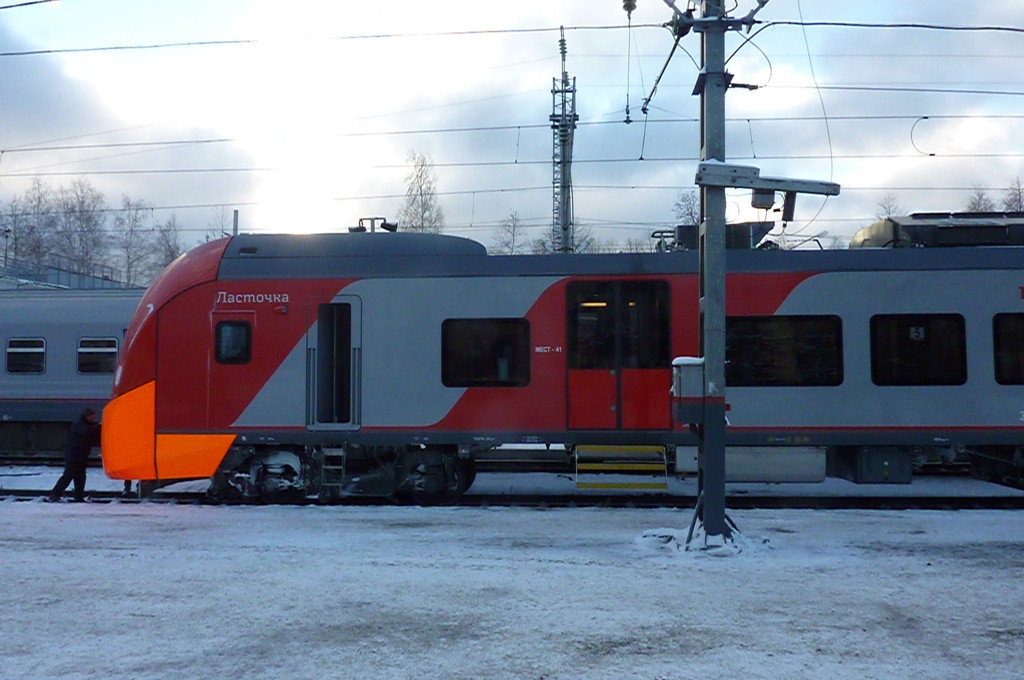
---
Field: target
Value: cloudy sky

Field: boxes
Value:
[1,0,1022,250]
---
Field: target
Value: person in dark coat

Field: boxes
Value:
[49,408,101,502]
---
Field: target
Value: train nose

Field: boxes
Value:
[101,381,156,480]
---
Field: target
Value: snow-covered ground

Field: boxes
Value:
[2,489,1022,680]
[5,464,1024,499]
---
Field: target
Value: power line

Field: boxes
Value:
[772,85,1024,98]
[578,51,1024,60]
[0,0,59,9]
[6,112,1024,158]
[2,19,1021,60]
[3,16,1017,88]
[6,148,1024,180]
[770,21,1024,35]
[0,23,660,58]
[0,182,1007,221]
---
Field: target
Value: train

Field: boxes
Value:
[0,289,142,460]
[87,215,1024,502]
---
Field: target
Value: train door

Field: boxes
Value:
[566,280,671,429]
[307,297,362,430]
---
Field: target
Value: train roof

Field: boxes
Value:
[214,231,1024,280]
[0,288,143,301]
[0,288,142,325]
[850,212,1024,248]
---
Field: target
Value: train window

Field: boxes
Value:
[215,321,252,364]
[726,315,843,386]
[78,338,118,374]
[442,318,530,387]
[993,314,1024,384]
[621,281,671,369]
[567,280,670,370]
[316,303,353,424]
[870,314,966,386]
[567,282,616,370]
[7,338,46,374]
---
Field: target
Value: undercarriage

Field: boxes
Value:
[208,444,476,505]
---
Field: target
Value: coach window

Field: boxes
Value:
[994,313,1024,384]
[215,321,252,364]
[726,315,843,386]
[7,338,45,374]
[871,314,966,386]
[442,318,530,387]
[78,338,118,374]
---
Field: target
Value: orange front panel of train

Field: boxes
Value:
[101,380,156,480]
[155,433,236,480]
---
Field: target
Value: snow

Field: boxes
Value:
[6,464,1024,499]
[1,479,1022,680]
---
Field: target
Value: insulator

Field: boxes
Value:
[559,37,566,58]
[623,0,637,17]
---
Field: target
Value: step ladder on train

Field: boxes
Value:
[573,445,669,490]
[319,447,347,498]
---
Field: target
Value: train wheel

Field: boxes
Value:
[442,457,469,505]
[395,448,468,505]
[459,458,477,493]
[407,468,446,506]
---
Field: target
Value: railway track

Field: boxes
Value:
[6,487,1024,510]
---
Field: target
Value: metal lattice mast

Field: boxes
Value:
[550,27,578,253]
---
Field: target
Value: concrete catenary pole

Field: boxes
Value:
[695,0,731,541]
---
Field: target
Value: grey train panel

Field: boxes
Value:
[348,276,561,428]
[726,268,1024,445]
[235,276,563,430]
[0,290,142,421]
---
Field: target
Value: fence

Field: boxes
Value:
[0,253,128,289]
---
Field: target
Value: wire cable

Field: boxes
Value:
[8,112,1024,157]
[0,23,663,58]
[624,12,633,124]
[772,21,1024,35]
[791,0,833,234]
[0,0,59,9]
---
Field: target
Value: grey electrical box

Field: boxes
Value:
[672,356,704,425]
[828,446,913,484]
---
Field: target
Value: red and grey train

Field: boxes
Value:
[100,225,1024,502]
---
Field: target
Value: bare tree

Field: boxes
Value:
[0,195,26,267]
[13,178,58,268]
[206,205,234,242]
[530,221,595,254]
[492,210,528,254]
[965,186,996,212]
[1002,177,1024,212]
[54,179,107,275]
[153,215,185,270]
[874,192,904,220]
[396,150,445,233]
[618,237,655,253]
[673,189,700,225]
[111,195,154,286]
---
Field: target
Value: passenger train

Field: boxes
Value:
[87,217,1024,503]
[0,289,141,458]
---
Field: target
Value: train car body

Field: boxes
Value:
[102,232,1024,502]
[0,289,142,457]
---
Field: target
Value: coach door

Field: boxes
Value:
[567,280,671,430]
[307,298,361,430]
